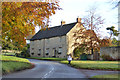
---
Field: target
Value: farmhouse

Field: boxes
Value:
[30,18,84,58]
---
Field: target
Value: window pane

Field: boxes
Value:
[58,47,62,54]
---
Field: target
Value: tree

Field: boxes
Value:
[73,28,100,54]
[106,26,119,39]
[73,27,111,57]
[82,7,104,54]
[83,7,104,33]
[111,38,120,46]
[2,2,60,49]
[99,38,111,47]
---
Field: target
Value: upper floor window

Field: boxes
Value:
[39,49,41,53]
[46,39,49,43]
[60,37,62,42]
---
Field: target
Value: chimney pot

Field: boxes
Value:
[77,18,81,23]
[61,21,65,26]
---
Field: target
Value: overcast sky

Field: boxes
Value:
[36,0,118,38]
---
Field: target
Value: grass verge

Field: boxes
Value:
[28,57,67,61]
[91,74,120,79]
[60,60,120,71]
[2,61,33,75]
[1,55,30,63]
[1,55,33,75]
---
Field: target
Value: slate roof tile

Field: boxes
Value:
[30,22,77,41]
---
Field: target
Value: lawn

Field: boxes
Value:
[1,55,30,63]
[2,61,32,75]
[60,60,120,71]
[1,55,33,75]
[28,57,67,61]
[92,74,120,79]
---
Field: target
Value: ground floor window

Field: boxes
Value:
[38,49,41,56]
[38,54,40,56]
[31,53,34,55]
[58,47,62,54]
[46,48,49,55]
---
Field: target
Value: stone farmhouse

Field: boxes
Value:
[30,18,84,58]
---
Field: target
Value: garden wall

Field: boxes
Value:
[100,46,120,60]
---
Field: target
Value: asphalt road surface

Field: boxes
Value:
[2,59,118,80]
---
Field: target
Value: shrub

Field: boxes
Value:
[101,54,114,61]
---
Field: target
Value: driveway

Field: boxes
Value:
[2,59,118,80]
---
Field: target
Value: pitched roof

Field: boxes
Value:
[30,22,77,41]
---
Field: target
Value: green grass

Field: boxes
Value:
[60,60,120,71]
[28,57,67,61]
[92,74,120,79]
[1,55,33,75]
[1,55,30,63]
[2,61,32,75]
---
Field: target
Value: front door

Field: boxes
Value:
[53,48,56,57]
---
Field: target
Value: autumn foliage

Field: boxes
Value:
[2,2,60,48]
[73,27,111,53]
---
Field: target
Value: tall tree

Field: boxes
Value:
[73,27,100,54]
[82,7,104,54]
[73,27,111,56]
[83,7,104,33]
[2,2,60,49]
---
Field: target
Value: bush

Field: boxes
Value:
[18,45,30,58]
[101,54,114,61]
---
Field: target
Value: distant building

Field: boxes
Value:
[118,1,120,40]
[30,18,85,58]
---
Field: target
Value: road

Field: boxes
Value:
[2,59,118,80]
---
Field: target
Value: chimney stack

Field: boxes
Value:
[76,17,81,23]
[61,21,65,26]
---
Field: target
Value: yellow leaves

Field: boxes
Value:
[2,2,60,48]
[6,7,10,11]
[29,15,34,19]
[12,16,15,20]
[52,9,55,14]
[16,2,22,8]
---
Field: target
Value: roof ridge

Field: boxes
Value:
[48,22,77,29]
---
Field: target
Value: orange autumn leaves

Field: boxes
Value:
[2,2,60,48]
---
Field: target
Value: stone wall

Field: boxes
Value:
[100,46,120,60]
